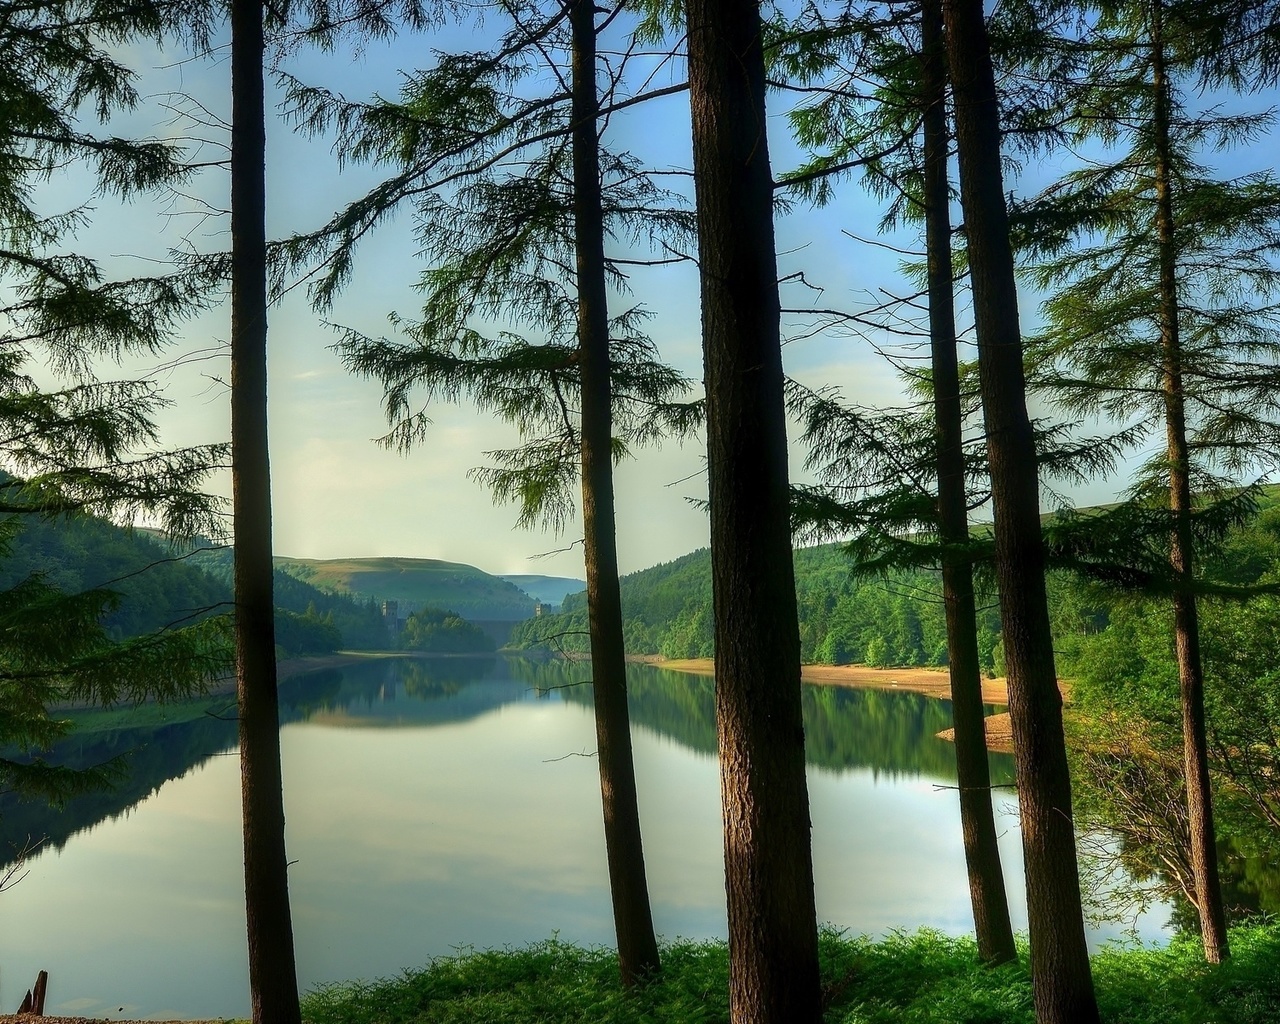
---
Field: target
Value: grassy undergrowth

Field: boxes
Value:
[301,923,1280,1024]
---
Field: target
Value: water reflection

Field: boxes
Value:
[0,656,1158,1019]
[2,657,1012,868]
[1070,732,1280,930]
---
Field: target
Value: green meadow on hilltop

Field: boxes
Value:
[275,556,537,621]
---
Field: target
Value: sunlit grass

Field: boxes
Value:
[300,923,1280,1024]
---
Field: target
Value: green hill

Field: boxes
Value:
[274,556,537,622]
[512,483,1280,669]
[186,548,391,650]
[508,545,982,668]
[5,519,386,655]
[0,515,229,639]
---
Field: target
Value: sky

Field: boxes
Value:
[44,7,1276,580]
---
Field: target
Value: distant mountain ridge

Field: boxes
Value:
[500,574,587,607]
[274,556,538,622]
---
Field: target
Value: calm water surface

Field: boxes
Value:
[0,657,1169,1019]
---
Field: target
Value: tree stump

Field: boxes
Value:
[16,970,47,1015]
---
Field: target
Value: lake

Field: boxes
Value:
[0,656,1170,1019]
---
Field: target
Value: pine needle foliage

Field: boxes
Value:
[0,0,236,814]
[0,0,233,538]
[276,3,693,313]
[297,0,699,531]
[1024,0,1280,593]
[336,311,693,531]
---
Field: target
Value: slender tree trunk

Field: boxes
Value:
[1149,0,1229,963]
[681,4,822,1022]
[919,0,1016,967]
[231,2,303,1022]
[568,0,662,986]
[940,0,1099,1020]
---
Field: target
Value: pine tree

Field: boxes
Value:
[777,0,1017,964]
[226,7,437,1017]
[919,0,1016,963]
[228,0,304,1020]
[567,0,662,982]
[682,2,823,1020]
[941,0,1101,1018]
[1024,0,1280,963]
[280,0,694,982]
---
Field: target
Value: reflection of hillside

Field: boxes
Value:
[0,710,241,867]
[554,664,1017,783]
[2,656,1019,871]
[0,657,520,868]
[299,657,529,727]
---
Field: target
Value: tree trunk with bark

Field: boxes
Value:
[681,4,822,1022]
[231,2,303,1022]
[1149,0,1229,963]
[919,0,1016,967]
[940,0,1100,1019]
[569,0,662,986]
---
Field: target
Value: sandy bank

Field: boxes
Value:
[653,656,1012,704]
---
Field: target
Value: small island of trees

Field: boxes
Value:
[395,606,495,654]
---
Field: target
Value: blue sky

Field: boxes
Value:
[48,8,1277,579]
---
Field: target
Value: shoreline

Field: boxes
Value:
[121,650,1047,755]
[54,650,505,711]
[643,656,1072,755]
[649,656,1012,703]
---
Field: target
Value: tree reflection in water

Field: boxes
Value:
[1069,720,1280,933]
[18,650,1280,938]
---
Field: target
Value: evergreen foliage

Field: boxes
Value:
[275,607,344,656]
[279,0,698,532]
[0,511,231,807]
[1063,498,1280,919]
[396,606,494,653]
[0,515,227,639]
[511,544,999,671]
[0,0,232,814]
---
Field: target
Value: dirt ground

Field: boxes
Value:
[0,1018,230,1024]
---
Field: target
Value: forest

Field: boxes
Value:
[514,488,1280,674]
[2,0,1280,1023]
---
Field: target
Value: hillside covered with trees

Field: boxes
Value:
[513,491,1280,677]
[510,544,1001,668]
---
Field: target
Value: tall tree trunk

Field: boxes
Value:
[1149,0,1229,964]
[231,2,303,1022]
[940,0,1100,1020]
[919,0,1016,967]
[681,5,822,1022]
[568,0,662,986]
